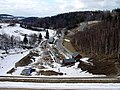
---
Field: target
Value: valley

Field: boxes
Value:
[0,8,120,89]
[0,23,102,77]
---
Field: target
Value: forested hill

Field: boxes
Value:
[21,11,104,29]
[21,9,120,58]
[69,9,120,75]
[71,8,120,58]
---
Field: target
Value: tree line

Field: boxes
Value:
[20,11,104,30]
[23,30,49,46]
[0,34,21,52]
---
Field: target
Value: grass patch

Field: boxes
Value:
[63,36,76,52]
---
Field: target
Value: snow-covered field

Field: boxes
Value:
[0,82,120,90]
[0,51,29,75]
[0,23,56,40]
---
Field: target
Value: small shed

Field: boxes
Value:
[48,37,55,44]
[62,59,76,66]
[72,52,82,61]
[21,68,31,76]
[21,68,36,76]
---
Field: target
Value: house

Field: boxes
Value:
[48,37,55,44]
[72,52,82,61]
[62,59,76,66]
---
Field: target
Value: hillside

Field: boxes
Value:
[19,9,120,76]
[0,9,120,76]
[21,11,104,29]
[70,10,120,75]
[0,23,101,77]
[0,14,24,23]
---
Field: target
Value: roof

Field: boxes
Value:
[21,67,33,76]
[63,59,76,63]
[48,37,55,43]
[72,52,80,57]
[21,69,31,76]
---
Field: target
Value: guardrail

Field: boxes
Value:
[0,76,120,83]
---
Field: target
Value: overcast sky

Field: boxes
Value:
[0,0,119,17]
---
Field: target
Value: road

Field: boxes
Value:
[55,30,72,59]
[54,22,90,59]
[0,76,120,83]
[54,21,100,59]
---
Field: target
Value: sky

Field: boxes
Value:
[0,0,119,17]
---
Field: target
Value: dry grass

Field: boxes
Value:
[63,40,76,53]
[63,35,76,53]
[15,54,32,67]
[52,47,65,60]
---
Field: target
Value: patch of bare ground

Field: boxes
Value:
[78,55,118,76]
[32,63,46,69]
[63,31,86,56]
[15,51,39,67]
[63,35,76,53]
[37,70,63,76]
[15,54,32,67]
[7,68,16,74]
[52,47,65,60]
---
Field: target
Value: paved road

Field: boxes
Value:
[0,76,120,83]
[55,30,72,59]
[55,21,100,59]
[54,22,89,59]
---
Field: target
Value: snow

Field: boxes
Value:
[0,23,56,40]
[12,67,24,75]
[0,23,105,77]
[0,82,120,89]
[64,39,70,42]
[0,23,56,75]
[41,62,105,77]
[0,50,29,75]
[9,55,97,77]
[80,58,93,65]
[80,57,90,63]
[10,53,105,77]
